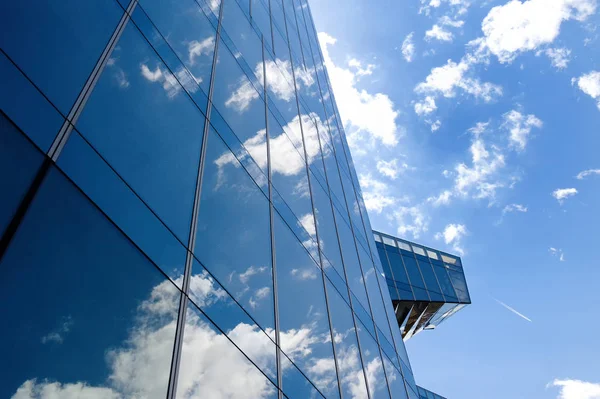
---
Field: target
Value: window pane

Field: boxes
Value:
[0,112,45,236]
[194,128,274,331]
[355,322,390,399]
[1,166,176,399]
[222,0,263,74]
[0,0,121,113]
[386,251,415,301]
[76,23,206,242]
[325,280,369,399]
[274,214,339,398]
[177,301,277,398]
[415,258,443,296]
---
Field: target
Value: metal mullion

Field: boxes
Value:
[166,2,225,398]
[262,36,283,399]
[48,0,138,161]
[279,1,343,397]
[289,0,308,71]
[267,0,276,56]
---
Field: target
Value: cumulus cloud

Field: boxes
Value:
[425,16,465,42]
[359,174,399,214]
[550,379,600,399]
[391,206,429,239]
[542,47,572,69]
[415,59,502,102]
[549,247,565,261]
[187,37,215,65]
[475,0,596,63]
[376,158,411,179]
[502,110,543,151]
[435,223,467,255]
[552,188,578,203]
[427,190,453,207]
[40,316,74,345]
[576,169,600,179]
[574,71,600,110]
[414,96,437,116]
[401,33,416,62]
[319,32,400,147]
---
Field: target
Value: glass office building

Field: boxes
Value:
[0,0,421,398]
[373,230,471,340]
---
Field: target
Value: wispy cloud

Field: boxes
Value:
[576,169,600,180]
[549,247,565,262]
[502,203,528,214]
[401,32,415,62]
[493,298,532,322]
[552,188,578,204]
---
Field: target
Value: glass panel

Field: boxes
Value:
[401,256,426,290]
[0,52,64,151]
[280,353,324,399]
[0,0,121,113]
[177,301,277,398]
[0,112,45,237]
[194,128,274,331]
[137,0,217,96]
[441,254,457,265]
[411,245,426,256]
[374,233,382,243]
[355,322,391,399]
[382,236,396,247]
[274,214,339,398]
[76,23,206,243]
[222,0,263,74]
[426,250,438,260]
[433,265,457,301]
[396,241,412,252]
[325,279,369,399]
[415,258,443,296]
[1,166,176,399]
[383,355,408,399]
[448,270,470,302]
[377,246,400,301]
[58,131,187,286]
[212,37,268,175]
[251,0,272,50]
[386,251,415,300]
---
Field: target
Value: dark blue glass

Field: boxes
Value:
[0,0,122,113]
[0,52,64,151]
[76,23,206,243]
[0,112,45,237]
[1,166,177,399]
[433,265,458,300]
[194,128,274,331]
[415,258,443,298]
[386,251,415,300]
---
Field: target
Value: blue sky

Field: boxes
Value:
[310,0,600,397]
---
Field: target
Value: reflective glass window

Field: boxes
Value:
[265,52,299,125]
[280,352,325,399]
[426,249,439,260]
[136,0,217,96]
[448,270,470,302]
[1,166,176,399]
[0,0,121,113]
[396,240,412,252]
[0,52,64,151]
[273,214,339,397]
[401,256,426,291]
[355,322,391,399]
[194,128,274,331]
[212,37,268,175]
[58,131,187,285]
[415,258,443,297]
[383,355,408,399]
[433,265,457,301]
[334,207,369,310]
[222,0,263,74]
[177,301,277,398]
[0,112,45,237]
[251,0,273,49]
[377,246,400,301]
[76,23,206,243]
[325,280,369,399]
[386,251,414,300]
[382,236,396,247]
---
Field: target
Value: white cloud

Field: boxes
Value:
[299,213,317,237]
[401,33,416,62]
[359,174,399,213]
[41,316,74,345]
[543,47,572,69]
[319,32,400,147]
[434,223,467,255]
[187,37,215,65]
[140,64,199,99]
[478,0,597,63]
[550,379,600,399]
[574,71,600,110]
[291,268,318,280]
[414,96,437,116]
[427,190,453,206]
[238,265,268,284]
[425,24,454,42]
[576,169,600,179]
[502,109,543,151]
[391,206,429,239]
[503,203,528,214]
[549,247,566,261]
[415,59,502,102]
[376,158,411,179]
[430,120,442,132]
[552,187,578,203]
[348,58,375,77]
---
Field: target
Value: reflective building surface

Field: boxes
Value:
[373,230,471,340]
[417,386,447,399]
[1,0,419,398]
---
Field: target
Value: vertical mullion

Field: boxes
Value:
[262,35,283,399]
[165,2,224,398]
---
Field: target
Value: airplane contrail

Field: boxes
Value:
[493,298,532,322]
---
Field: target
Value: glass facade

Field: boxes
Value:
[0,0,418,398]
[373,230,471,340]
[417,386,447,399]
